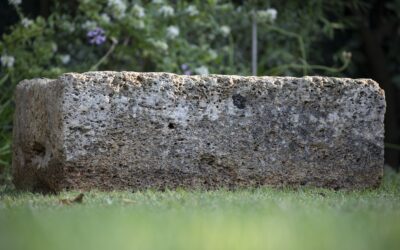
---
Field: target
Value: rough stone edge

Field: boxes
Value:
[61,71,385,91]
[12,77,65,192]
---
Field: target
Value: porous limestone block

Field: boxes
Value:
[12,72,386,192]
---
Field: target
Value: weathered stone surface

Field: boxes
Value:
[12,72,385,192]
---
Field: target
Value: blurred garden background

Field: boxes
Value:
[0,0,399,184]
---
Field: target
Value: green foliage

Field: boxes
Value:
[0,169,400,250]
[0,0,368,175]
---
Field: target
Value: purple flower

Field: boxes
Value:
[181,64,192,75]
[181,64,189,71]
[87,27,106,45]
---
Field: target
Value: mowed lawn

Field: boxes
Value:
[1,169,400,250]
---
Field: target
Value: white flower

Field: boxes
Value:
[266,8,278,22]
[219,25,231,37]
[185,5,199,16]
[158,5,174,17]
[208,49,218,60]
[1,55,15,68]
[257,8,277,23]
[208,33,216,40]
[8,0,21,6]
[51,43,58,53]
[59,54,71,64]
[195,66,209,75]
[132,5,145,18]
[134,20,145,29]
[107,0,127,19]
[166,26,179,39]
[341,51,352,60]
[151,40,168,51]
[100,13,111,23]
[221,45,229,52]
[21,18,33,28]
[81,20,97,30]
[62,21,75,33]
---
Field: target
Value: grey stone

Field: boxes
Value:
[12,72,386,192]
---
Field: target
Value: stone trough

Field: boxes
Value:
[12,72,385,192]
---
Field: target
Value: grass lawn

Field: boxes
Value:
[1,169,400,250]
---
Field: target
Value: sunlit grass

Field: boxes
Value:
[1,168,399,250]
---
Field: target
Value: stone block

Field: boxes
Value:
[12,72,386,192]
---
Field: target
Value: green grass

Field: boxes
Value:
[1,169,400,250]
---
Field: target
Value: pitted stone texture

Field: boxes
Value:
[12,72,386,192]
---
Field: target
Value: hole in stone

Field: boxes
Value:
[232,94,246,109]
[168,123,175,129]
[100,107,105,110]
[32,142,45,157]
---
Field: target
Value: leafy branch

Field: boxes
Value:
[264,25,351,76]
[89,37,118,71]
